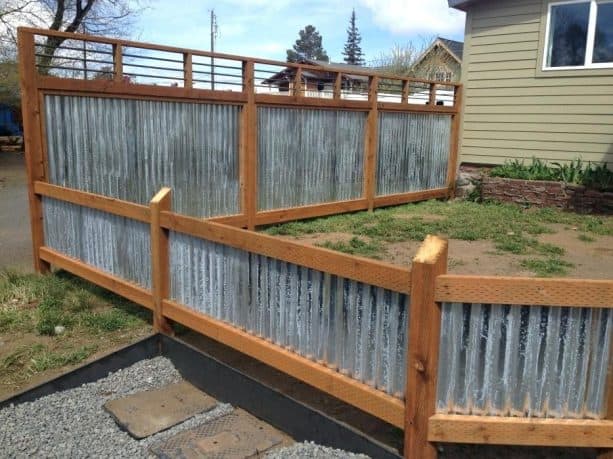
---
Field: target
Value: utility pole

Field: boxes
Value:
[210,9,218,90]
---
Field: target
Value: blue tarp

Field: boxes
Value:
[0,104,22,136]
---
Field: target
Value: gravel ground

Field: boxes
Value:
[266,442,370,458]
[0,357,232,458]
[0,357,368,458]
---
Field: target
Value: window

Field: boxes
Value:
[434,70,453,82]
[544,0,613,69]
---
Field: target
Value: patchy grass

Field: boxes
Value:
[317,236,384,258]
[264,200,613,277]
[0,269,152,397]
[578,233,596,243]
[520,258,575,277]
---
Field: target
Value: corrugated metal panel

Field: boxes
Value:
[42,197,151,289]
[257,107,366,210]
[44,95,240,217]
[437,302,612,419]
[376,112,451,196]
[169,231,409,397]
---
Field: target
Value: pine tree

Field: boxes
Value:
[342,9,365,66]
[286,25,329,63]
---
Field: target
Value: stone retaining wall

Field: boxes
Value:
[481,176,613,214]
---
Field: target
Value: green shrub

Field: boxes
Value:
[490,157,612,191]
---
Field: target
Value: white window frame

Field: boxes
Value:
[543,0,613,70]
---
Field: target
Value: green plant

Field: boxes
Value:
[520,258,574,277]
[581,163,613,191]
[318,237,385,258]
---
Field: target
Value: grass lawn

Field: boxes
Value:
[0,270,152,399]
[264,200,613,278]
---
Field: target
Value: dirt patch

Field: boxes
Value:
[279,230,613,279]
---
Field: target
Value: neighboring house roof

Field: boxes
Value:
[261,58,370,85]
[412,36,464,70]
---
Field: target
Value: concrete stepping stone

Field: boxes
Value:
[104,381,217,439]
[149,408,293,458]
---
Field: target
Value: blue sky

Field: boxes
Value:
[136,0,466,64]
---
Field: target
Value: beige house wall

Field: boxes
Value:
[460,0,613,165]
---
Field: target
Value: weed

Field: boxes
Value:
[520,258,574,277]
[83,309,144,333]
[317,237,384,258]
[578,233,595,242]
[29,345,98,372]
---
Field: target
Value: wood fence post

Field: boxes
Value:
[150,187,173,334]
[402,79,410,104]
[446,84,462,198]
[405,235,448,459]
[428,83,437,105]
[113,44,123,82]
[293,67,303,97]
[333,72,342,100]
[364,75,379,212]
[183,53,193,89]
[17,28,50,274]
[241,60,257,230]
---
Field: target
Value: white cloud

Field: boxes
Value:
[358,0,465,36]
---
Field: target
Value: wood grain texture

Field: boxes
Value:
[254,93,370,111]
[160,210,412,294]
[18,29,49,273]
[405,235,448,459]
[365,76,379,211]
[435,275,613,308]
[150,188,173,334]
[34,182,151,223]
[428,414,613,447]
[242,61,257,230]
[254,199,368,226]
[39,247,153,309]
[162,299,405,428]
[183,53,193,89]
[37,76,248,103]
[373,188,448,208]
[113,44,123,82]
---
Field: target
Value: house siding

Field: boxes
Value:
[460,0,613,165]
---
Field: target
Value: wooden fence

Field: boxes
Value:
[18,27,613,459]
[17,27,461,273]
[32,181,613,458]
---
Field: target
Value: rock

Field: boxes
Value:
[54,325,66,335]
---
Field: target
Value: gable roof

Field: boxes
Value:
[261,58,371,85]
[437,37,463,61]
[412,36,464,70]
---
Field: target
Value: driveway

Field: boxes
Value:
[0,153,33,271]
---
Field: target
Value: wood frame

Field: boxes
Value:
[150,188,173,334]
[428,414,613,448]
[405,235,448,459]
[18,26,461,254]
[435,274,613,308]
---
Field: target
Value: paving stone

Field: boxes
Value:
[149,408,293,458]
[104,381,217,439]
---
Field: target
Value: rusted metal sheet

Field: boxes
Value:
[169,231,409,397]
[437,302,612,419]
[376,112,451,196]
[257,107,366,210]
[44,95,240,217]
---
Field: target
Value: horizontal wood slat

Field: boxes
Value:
[34,181,151,223]
[254,94,370,110]
[435,275,613,308]
[39,247,153,309]
[160,210,412,294]
[428,414,613,447]
[38,77,247,104]
[374,188,448,208]
[378,102,457,114]
[163,299,405,428]
[254,199,368,226]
